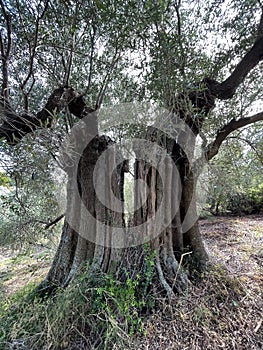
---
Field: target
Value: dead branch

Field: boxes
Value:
[45,213,65,230]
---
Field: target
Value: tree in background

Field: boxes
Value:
[207,130,263,215]
[0,0,262,296]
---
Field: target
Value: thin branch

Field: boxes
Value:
[228,135,263,164]
[20,0,49,110]
[45,213,65,229]
[95,50,120,108]
[85,24,97,94]
[0,0,11,56]
[256,5,263,41]
[14,175,27,214]
[175,0,182,37]
[63,3,78,86]
[205,111,263,161]
[0,0,12,103]
[63,32,76,86]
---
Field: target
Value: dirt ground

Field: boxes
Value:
[0,245,52,297]
[0,215,262,349]
[133,215,263,350]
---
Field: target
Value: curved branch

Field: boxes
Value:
[228,135,263,164]
[0,86,97,144]
[205,111,263,160]
[0,86,76,144]
[208,10,263,100]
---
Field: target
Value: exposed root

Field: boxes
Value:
[155,247,174,299]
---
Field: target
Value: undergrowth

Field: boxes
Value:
[0,249,156,350]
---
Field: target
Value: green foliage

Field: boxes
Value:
[0,0,261,249]
[0,174,61,248]
[206,133,263,215]
[0,130,63,248]
[226,184,263,215]
[0,172,11,188]
[91,273,145,336]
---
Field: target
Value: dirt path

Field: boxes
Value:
[201,215,262,283]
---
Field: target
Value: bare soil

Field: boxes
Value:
[0,245,52,298]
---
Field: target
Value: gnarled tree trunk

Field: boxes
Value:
[133,125,208,295]
[38,127,127,294]
[1,11,262,296]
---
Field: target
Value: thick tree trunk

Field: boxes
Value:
[132,126,208,295]
[38,134,125,294]
[39,131,208,296]
[0,9,262,299]
[180,171,208,267]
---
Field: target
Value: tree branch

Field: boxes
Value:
[208,10,263,100]
[0,86,77,144]
[19,0,49,111]
[228,135,263,164]
[45,213,65,230]
[63,2,78,87]
[0,86,97,144]
[0,0,12,103]
[205,111,263,160]
[256,5,263,41]
[95,48,121,109]
[175,0,182,37]
[85,24,97,94]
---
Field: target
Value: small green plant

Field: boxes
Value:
[91,245,156,336]
[194,305,213,322]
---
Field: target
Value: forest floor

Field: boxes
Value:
[133,214,263,350]
[0,215,262,349]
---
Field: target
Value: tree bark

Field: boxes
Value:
[38,133,126,294]
[132,125,209,294]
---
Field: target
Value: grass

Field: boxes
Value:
[0,248,155,349]
[132,264,262,349]
[0,215,262,349]
[132,215,263,349]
